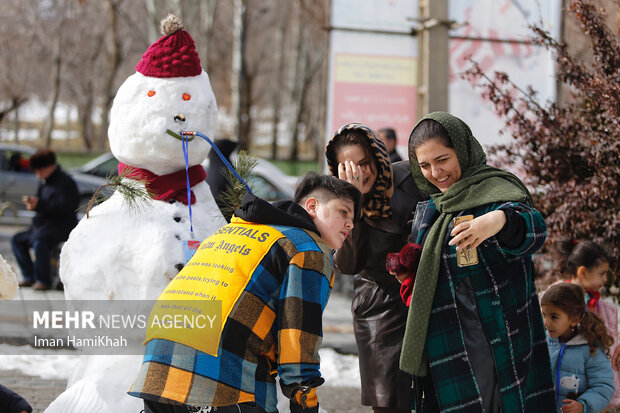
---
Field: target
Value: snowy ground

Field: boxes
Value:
[0,344,361,387]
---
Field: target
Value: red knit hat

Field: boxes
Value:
[136,14,202,78]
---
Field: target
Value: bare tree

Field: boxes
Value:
[197,0,219,66]
[288,0,328,161]
[269,0,290,160]
[62,2,108,150]
[0,0,47,143]
[41,0,68,147]
[235,0,273,150]
[97,0,126,150]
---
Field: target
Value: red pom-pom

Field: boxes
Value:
[386,252,404,274]
[386,243,422,276]
[399,243,422,274]
[386,243,423,306]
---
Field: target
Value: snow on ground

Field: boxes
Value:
[0,345,74,379]
[0,345,361,388]
[319,348,361,387]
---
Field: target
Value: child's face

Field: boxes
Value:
[306,196,355,249]
[577,261,610,292]
[541,303,580,341]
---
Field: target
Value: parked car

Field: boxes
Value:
[0,144,106,222]
[72,152,119,179]
[242,155,298,201]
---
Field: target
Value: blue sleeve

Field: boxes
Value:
[277,250,332,413]
[578,348,615,412]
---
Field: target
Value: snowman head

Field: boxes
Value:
[108,14,217,176]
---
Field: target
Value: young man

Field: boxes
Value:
[129,173,362,413]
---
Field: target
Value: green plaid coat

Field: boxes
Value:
[415,200,556,412]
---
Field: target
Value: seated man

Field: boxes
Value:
[10,149,79,290]
[129,172,361,413]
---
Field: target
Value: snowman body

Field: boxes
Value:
[47,68,226,412]
[60,180,224,301]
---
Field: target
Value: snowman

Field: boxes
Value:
[45,14,227,412]
[0,253,18,300]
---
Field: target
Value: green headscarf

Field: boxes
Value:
[400,112,533,376]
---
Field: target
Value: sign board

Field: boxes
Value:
[448,0,561,147]
[327,0,418,152]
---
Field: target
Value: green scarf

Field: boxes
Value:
[400,112,533,376]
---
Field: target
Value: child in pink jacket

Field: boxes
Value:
[558,239,619,409]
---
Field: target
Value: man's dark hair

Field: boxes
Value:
[29,149,56,170]
[294,172,362,222]
[379,127,397,142]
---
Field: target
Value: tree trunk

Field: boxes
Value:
[236,0,252,151]
[42,30,63,147]
[78,86,94,151]
[231,0,244,145]
[142,0,161,42]
[313,38,329,162]
[289,0,305,161]
[238,69,252,151]
[12,100,19,144]
[199,0,218,69]
[79,29,105,151]
[97,0,124,150]
[270,0,290,160]
[42,0,66,148]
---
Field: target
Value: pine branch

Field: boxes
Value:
[85,167,153,218]
[217,151,258,221]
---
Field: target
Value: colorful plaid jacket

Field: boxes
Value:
[416,200,556,412]
[129,196,334,413]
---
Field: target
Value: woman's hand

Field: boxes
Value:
[338,161,364,193]
[388,268,413,284]
[448,210,506,251]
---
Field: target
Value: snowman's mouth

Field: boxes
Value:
[166,129,195,142]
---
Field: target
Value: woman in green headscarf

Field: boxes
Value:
[398,112,556,412]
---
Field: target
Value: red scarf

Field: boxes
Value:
[118,162,207,205]
[586,290,601,313]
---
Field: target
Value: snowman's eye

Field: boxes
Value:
[182,93,191,101]
[147,90,156,97]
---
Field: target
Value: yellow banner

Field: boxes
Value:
[335,54,417,86]
[145,218,285,356]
